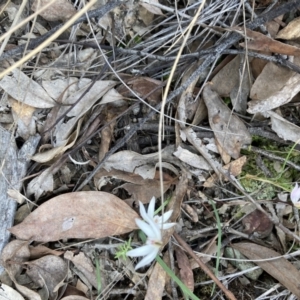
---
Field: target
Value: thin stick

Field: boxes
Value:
[0,0,121,79]
[173,232,237,300]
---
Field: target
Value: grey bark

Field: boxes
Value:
[0,126,40,274]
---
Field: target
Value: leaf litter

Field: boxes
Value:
[2,0,300,299]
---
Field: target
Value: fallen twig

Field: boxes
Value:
[173,232,237,300]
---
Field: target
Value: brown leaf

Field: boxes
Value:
[242,210,273,238]
[31,117,83,163]
[9,98,36,139]
[1,241,41,300]
[118,77,163,106]
[190,242,217,268]
[64,251,98,289]
[249,59,298,101]
[0,283,25,300]
[61,296,89,300]
[140,0,163,15]
[27,167,54,199]
[182,203,198,223]
[61,285,88,299]
[211,55,251,113]
[25,255,67,300]
[232,242,300,298]
[203,83,251,159]
[175,246,194,292]
[94,168,175,205]
[31,0,76,22]
[1,240,30,276]
[29,245,63,260]
[238,27,300,56]
[204,155,247,187]
[0,69,55,108]
[211,55,241,97]
[173,146,211,170]
[276,17,300,40]
[269,110,300,142]
[248,61,300,114]
[145,252,170,300]
[9,191,139,242]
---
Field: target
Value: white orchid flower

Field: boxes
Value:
[126,219,162,270]
[126,197,176,270]
[140,196,176,230]
[291,183,300,207]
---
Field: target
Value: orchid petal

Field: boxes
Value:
[135,219,157,239]
[147,197,156,219]
[127,244,153,257]
[139,201,150,223]
[291,183,300,203]
[147,218,162,240]
[161,222,176,230]
[161,210,173,222]
[137,204,162,240]
[155,210,173,225]
[134,247,159,270]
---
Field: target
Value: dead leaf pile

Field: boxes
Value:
[2,0,300,299]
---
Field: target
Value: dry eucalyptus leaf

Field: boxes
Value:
[61,296,89,300]
[1,240,30,277]
[140,0,163,15]
[64,251,98,289]
[182,203,198,223]
[102,146,175,173]
[7,189,25,204]
[96,0,151,41]
[232,242,300,298]
[9,98,36,139]
[204,155,247,187]
[173,146,211,170]
[239,27,300,56]
[136,162,178,179]
[190,242,217,268]
[42,77,79,100]
[7,282,41,300]
[27,167,54,199]
[203,83,251,159]
[0,283,25,300]
[276,17,300,40]
[211,55,241,97]
[31,118,82,163]
[54,80,116,143]
[0,69,55,108]
[248,59,300,114]
[94,169,174,204]
[229,58,252,114]
[215,138,231,164]
[118,77,163,106]
[175,246,194,292]
[29,245,63,260]
[268,111,300,142]
[145,252,170,300]
[100,88,125,106]
[0,241,41,300]
[25,255,67,300]
[116,177,173,205]
[9,191,139,242]
[31,0,76,22]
